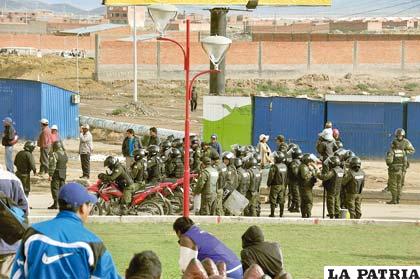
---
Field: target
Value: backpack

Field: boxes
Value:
[0,192,28,245]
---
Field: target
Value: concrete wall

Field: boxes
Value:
[0,21,47,34]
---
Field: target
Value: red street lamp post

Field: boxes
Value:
[148,5,232,217]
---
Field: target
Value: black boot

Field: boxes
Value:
[386,200,397,204]
[334,214,340,219]
[279,204,284,218]
[269,205,275,217]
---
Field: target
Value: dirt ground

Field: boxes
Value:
[2,56,420,133]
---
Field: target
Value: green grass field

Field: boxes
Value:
[88,223,420,279]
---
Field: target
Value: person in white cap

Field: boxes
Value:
[37,119,52,175]
[79,124,93,179]
[50,125,60,143]
[257,134,273,168]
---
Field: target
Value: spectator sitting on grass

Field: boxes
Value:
[173,217,243,279]
[126,250,162,279]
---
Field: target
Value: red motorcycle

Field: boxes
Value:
[87,180,164,216]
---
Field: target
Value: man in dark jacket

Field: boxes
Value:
[122,129,142,169]
[2,117,17,173]
[14,141,37,197]
[241,225,286,278]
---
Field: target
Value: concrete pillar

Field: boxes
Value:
[401,40,406,73]
[93,34,100,81]
[353,41,359,73]
[209,7,228,95]
[307,41,312,72]
[258,41,263,77]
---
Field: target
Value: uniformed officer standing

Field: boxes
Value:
[222,152,237,191]
[267,152,288,217]
[193,157,219,215]
[385,142,406,204]
[131,149,148,185]
[14,141,37,197]
[147,145,165,184]
[342,156,365,219]
[298,154,318,218]
[167,148,184,179]
[288,147,302,212]
[246,158,262,217]
[211,152,227,216]
[235,158,250,197]
[191,139,202,174]
[48,141,68,209]
[317,156,344,218]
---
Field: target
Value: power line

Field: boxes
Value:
[386,2,420,16]
[344,0,420,17]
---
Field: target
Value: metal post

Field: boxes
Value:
[401,40,406,73]
[157,41,161,80]
[209,8,228,95]
[183,19,191,217]
[307,40,311,72]
[76,33,80,94]
[133,5,138,103]
[94,34,100,81]
[353,41,358,73]
[258,41,262,77]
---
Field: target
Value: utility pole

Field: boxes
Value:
[209,8,228,95]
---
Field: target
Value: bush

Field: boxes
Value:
[404,83,418,91]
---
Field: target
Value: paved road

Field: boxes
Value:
[28,192,419,221]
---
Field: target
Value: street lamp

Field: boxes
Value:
[148,4,232,217]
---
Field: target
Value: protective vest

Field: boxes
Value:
[346,170,365,194]
[273,163,287,185]
[226,165,238,190]
[116,164,134,186]
[326,166,344,193]
[133,160,147,183]
[148,156,163,181]
[237,168,250,195]
[54,151,68,179]
[14,151,33,174]
[248,167,262,193]
[216,163,228,190]
[289,159,301,180]
[203,166,219,194]
[392,149,405,166]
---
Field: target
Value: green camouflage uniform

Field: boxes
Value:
[267,163,288,217]
[131,159,148,185]
[236,167,251,196]
[14,150,36,196]
[288,159,301,212]
[214,161,227,216]
[317,166,344,218]
[386,148,406,204]
[167,157,184,179]
[246,167,262,217]
[105,163,138,204]
[342,168,365,219]
[48,149,68,204]
[147,156,164,184]
[194,165,219,215]
[392,138,415,190]
[191,149,202,174]
[298,164,317,218]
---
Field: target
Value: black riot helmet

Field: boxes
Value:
[254,153,261,163]
[233,158,243,168]
[147,145,160,157]
[104,156,118,170]
[160,140,171,152]
[52,141,64,152]
[171,148,182,158]
[395,128,406,139]
[344,150,356,161]
[329,156,341,168]
[246,157,258,168]
[133,149,147,161]
[172,138,183,148]
[336,141,344,149]
[287,143,298,151]
[246,145,256,154]
[292,147,303,160]
[349,156,362,171]
[24,141,36,152]
[301,153,313,164]
[273,151,285,164]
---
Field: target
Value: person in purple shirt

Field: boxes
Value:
[173,217,243,279]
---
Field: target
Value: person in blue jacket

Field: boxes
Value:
[173,217,243,279]
[11,182,121,279]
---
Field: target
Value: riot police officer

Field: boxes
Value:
[211,151,227,216]
[48,141,68,209]
[167,148,184,179]
[102,156,137,205]
[342,156,365,219]
[147,145,165,184]
[14,141,37,197]
[386,141,406,204]
[191,139,201,174]
[222,152,237,191]
[193,157,219,215]
[317,156,344,218]
[235,158,250,197]
[288,147,302,212]
[131,149,148,185]
[298,154,318,218]
[246,158,262,217]
[267,151,288,217]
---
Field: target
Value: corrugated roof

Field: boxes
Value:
[60,23,126,35]
[325,95,410,103]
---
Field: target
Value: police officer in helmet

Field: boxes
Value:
[267,151,288,217]
[342,156,365,219]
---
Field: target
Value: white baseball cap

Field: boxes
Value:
[51,125,58,130]
[259,134,269,141]
[81,124,90,129]
[40,118,49,124]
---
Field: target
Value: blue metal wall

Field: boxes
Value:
[327,102,404,158]
[0,79,41,140]
[41,83,79,139]
[407,102,420,159]
[0,79,79,140]
[253,97,325,153]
